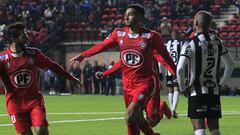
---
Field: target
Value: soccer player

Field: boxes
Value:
[177,11,235,135]
[70,4,175,135]
[1,22,80,135]
[164,30,182,118]
[95,56,173,127]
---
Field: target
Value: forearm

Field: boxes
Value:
[220,54,235,85]
[81,39,116,58]
[103,60,121,76]
[177,56,188,92]
[48,62,76,81]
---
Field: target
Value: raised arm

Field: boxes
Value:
[70,29,118,68]
[95,60,121,79]
[36,50,79,82]
[151,32,176,76]
[103,60,121,76]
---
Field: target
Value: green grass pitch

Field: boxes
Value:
[0,95,239,135]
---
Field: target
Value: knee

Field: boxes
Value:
[147,117,160,127]
[125,113,136,125]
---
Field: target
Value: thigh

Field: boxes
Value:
[132,82,154,109]
[145,87,160,120]
[206,95,221,119]
[9,112,31,134]
[31,106,49,127]
[188,95,207,119]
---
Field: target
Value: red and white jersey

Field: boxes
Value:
[81,27,175,91]
[0,47,76,113]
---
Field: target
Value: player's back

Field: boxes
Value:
[187,32,225,96]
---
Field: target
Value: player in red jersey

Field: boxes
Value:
[96,61,172,127]
[1,22,80,135]
[70,4,175,135]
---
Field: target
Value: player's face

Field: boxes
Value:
[124,8,141,27]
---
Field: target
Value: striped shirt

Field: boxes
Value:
[177,32,234,96]
[165,39,182,76]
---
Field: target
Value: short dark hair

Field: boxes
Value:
[6,22,26,39]
[127,4,145,16]
[195,11,212,30]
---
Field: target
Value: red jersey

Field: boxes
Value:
[81,27,175,90]
[0,47,76,114]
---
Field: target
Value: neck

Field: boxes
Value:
[129,24,141,34]
[10,43,24,53]
[196,28,208,34]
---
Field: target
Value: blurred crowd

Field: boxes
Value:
[38,60,122,95]
[0,0,239,95]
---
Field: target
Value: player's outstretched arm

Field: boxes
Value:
[103,60,121,76]
[70,30,118,69]
[153,50,175,76]
[36,49,81,85]
[152,32,176,76]
[95,60,121,79]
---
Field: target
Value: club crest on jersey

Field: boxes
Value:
[121,49,144,68]
[11,69,33,88]
[139,42,147,49]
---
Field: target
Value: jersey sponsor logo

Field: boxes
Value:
[121,49,144,68]
[142,33,151,38]
[0,54,8,61]
[117,31,126,36]
[11,69,34,88]
[139,42,147,49]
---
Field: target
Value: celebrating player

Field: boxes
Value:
[70,4,175,135]
[0,22,80,135]
[177,11,234,135]
[95,52,174,127]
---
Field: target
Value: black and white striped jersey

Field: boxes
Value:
[177,32,234,96]
[165,39,182,76]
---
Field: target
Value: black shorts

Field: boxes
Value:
[166,75,178,87]
[188,94,222,119]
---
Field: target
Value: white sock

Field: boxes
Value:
[211,129,221,135]
[168,93,173,110]
[194,129,206,135]
[172,90,180,111]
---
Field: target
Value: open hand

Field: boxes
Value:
[70,54,84,69]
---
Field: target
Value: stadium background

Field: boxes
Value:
[0,0,240,135]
